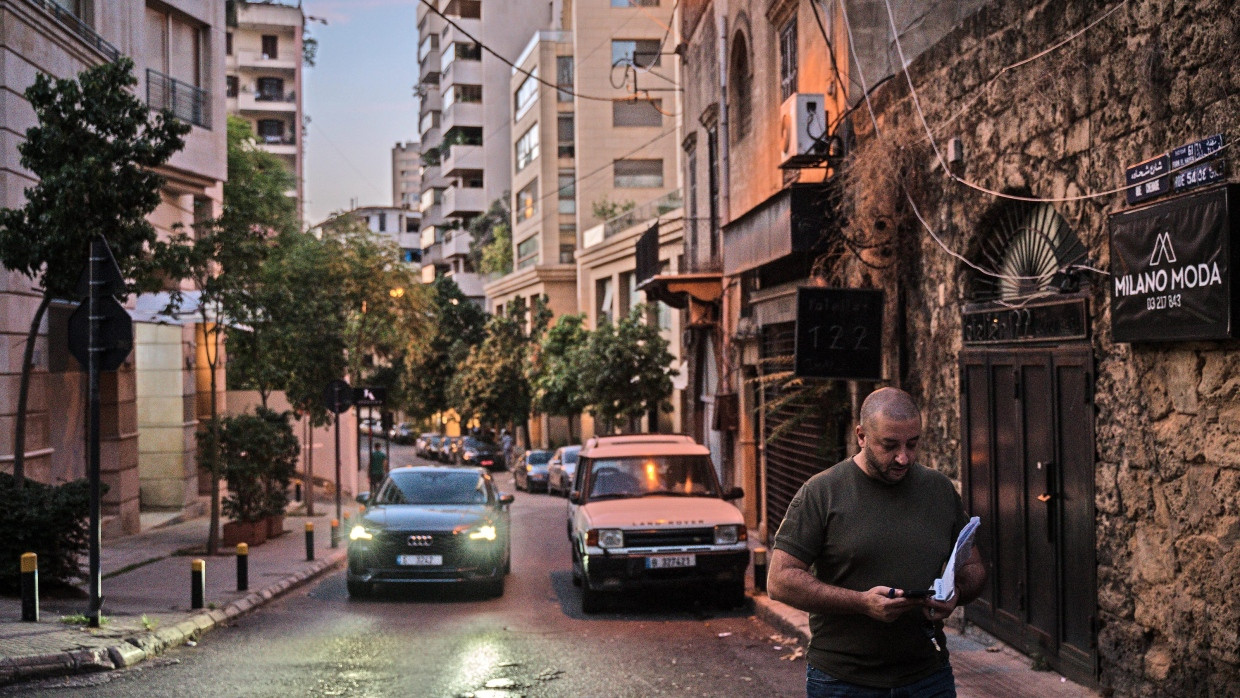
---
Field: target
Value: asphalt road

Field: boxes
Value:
[12,442,807,697]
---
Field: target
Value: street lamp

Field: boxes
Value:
[389,287,405,298]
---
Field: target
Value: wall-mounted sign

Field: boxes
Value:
[1172,158,1226,193]
[1124,134,1226,205]
[961,297,1088,346]
[1109,184,1238,342]
[794,288,883,379]
[1125,154,1170,205]
[1169,133,1225,170]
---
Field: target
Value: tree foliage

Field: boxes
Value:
[401,277,487,423]
[469,195,512,275]
[216,407,300,523]
[531,313,591,440]
[0,57,188,483]
[579,307,677,433]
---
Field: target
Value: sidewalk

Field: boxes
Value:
[0,500,357,685]
[746,540,1100,697]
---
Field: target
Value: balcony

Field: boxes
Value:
[443,186,486,218]
[257,134,297,156]
[441,101,483,133]
[446,271,486,298]
[441,230,474,258]
[146,69,211,129]
[237,90,298,113]
[440,17,482,53]
[441,56,483,88]
[604,189,683,239]
[442,143,482,176]
[31,0,120,61]
[235,50,297,72]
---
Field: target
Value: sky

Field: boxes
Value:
[302,0,420,226]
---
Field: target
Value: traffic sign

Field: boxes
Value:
[67,297,134,371]
[323,379,353,414]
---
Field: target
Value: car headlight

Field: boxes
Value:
[458,524,495,541]
[463,451,476,460]
[349,525,374,541]
[713,524,746,545]
[587,529,624,549]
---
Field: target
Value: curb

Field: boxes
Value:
[0,550,346,686]
[750,593,812,646]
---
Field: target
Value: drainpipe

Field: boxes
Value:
[715,2,730,227]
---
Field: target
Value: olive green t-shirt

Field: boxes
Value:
[773,458,967,688]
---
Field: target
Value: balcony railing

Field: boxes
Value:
[255,91,296,103]
[603,189,683,238]
[259,133,296,146]
[147,69,210,129]
[32,0,120,62]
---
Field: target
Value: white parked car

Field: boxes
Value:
[546,444,582,497]
[568,434,749,613]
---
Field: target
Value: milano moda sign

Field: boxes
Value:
[1109,184,1239,342]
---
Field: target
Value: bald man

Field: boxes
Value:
[768,387,985,697]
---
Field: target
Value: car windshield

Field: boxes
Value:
[463,437,496,450]
[379,470,491,505]
[586,456,719,499]
[561,447,581,465]
[526,450,552,465]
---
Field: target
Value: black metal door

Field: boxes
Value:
[961,347,1097,686]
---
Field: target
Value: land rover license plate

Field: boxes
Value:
[646,554,695,569]
[397,554,443,566]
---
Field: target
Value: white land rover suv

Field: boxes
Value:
[568,434,749,613]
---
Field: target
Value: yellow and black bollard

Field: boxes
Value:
[330,519,339,548]
[236,543,249,592]
[21,552,38,622]
[753,546,768,593]
[305,521,315,561]
[191,559,206,610]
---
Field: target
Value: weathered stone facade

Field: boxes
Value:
[832,0,1239,694]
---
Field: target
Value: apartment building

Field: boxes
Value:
[391,140,423,211]
[320,205,422,267]
[415,0,550,304]
[225,0,304,215]
[0,0,228,534]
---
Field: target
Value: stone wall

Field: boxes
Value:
[832,0,1239,694]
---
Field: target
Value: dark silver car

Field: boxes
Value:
[513,449,553,492]
[347,465,513,598]
[546,444,582,497]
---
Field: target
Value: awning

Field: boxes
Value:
[636,224,723,314]
[721,182,838,276]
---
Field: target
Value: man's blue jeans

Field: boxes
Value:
[806,664,956,698]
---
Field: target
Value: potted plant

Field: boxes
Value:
[217,408,300,546]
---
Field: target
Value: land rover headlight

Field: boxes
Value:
[714,524,745,545]
[587,528,624,549]
[349,525,374,541]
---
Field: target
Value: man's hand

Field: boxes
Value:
[860,587,921,623]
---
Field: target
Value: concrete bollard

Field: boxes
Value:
[191,559,206,610]
[305,522,315,561]
[330,519,339,548]
[236,543,249,591]
[21,552,38,622]
[753,546,768,593]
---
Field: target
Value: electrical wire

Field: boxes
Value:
[534,124,680,208]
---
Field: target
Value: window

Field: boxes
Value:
[620,271,636,316]
[443,0,481,18]
[225,75,238,98]
[418,33,439,64]
[612,40,661,68]
[611,0,659,7]
[226,32,232,56]
[261,35,278,59]
[377,213,387,232]
[444,83,481,108]
[556,56,574,102]
[257,77,284,101]
[596,277,614,325]
[614,159,663,188]
[419,110,440,136]
[514,68,539,120]
[557,115,575,158]
[442,41,482,72]
[145,6,203,87]
[516,180,538,223]
[257,119,285,143]
[729,33,752,139]
[517,235,539,270]
[686,145,698,263]
[707,127,720,259]
[779,18,798,102]
[515,124,539,172]
[558,171,576,215]
[612,99,662,127]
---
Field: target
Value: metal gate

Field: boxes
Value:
[961,347,1098,687]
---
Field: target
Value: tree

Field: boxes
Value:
[449,313,530,434]
[580,307,677,434]
[469,195,512,275]
[531,313,591,442]
[0,58,189,484]
[402,277,487,425]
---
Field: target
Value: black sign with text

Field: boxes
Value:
[961,298,1089,346]
[794,288,883,380]
[1109,184,1238,342]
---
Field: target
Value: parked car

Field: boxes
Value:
[358,417,380,436]
[568,434,748,613]
[347,465,512,598]
[456,436,502,470]
[415,433,439,458]
[513,449,553,492]
[437,436,461,463]
[389,422,416,444]
[546,444,582,497]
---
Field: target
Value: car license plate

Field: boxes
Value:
[480,459,493,466]
[397,555,442,566]
[646,554,695,569]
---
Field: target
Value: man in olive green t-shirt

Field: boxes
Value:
[769,387,986,697]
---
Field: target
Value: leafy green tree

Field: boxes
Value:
[402,277,487,426]
[469,195,512,275]
[0,58,189,484]
[580,307,677,434]
[531,314,591,442]
[449,313,530,434]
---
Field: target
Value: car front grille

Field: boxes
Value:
[625,527,714,547]
[372,530,458,556]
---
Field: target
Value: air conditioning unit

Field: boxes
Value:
[779,93,827,168]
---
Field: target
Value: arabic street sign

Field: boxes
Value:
[1169,133,1225,170]
[1172,158,1226,193]
[1125,154,1170,205]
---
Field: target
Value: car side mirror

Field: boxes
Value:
[568,491,582,504]
[356,492,371,505]
[499,493,515,506]
[722,487,744,501]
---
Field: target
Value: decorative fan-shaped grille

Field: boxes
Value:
[970,202,1086,302]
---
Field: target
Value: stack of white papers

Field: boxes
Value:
[933,516,980,601]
